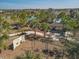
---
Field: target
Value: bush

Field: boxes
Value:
[15,50,43,59]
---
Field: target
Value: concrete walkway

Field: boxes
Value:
[8,31,60,41]
[8,31,49,37]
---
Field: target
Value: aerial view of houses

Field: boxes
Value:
[0,0,79,59]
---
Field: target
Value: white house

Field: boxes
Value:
[53,18,62,23]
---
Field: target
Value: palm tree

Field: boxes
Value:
[29,19,40,50]
[40,22,50,38]
[40,22,50,59]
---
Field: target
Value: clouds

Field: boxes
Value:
[0,0,79,9]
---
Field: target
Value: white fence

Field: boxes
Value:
[10,31,75,50]
[13,35,25,50]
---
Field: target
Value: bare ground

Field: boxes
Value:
[0,39,65,59]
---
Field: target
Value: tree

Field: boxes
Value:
[2,21,10,33]
[61,15,78,30]
[0,17,9,53]
[40,22,50,38]
[57,12,66,18]
[64,40,79,59]
[29,19,40,50]
[18,12,27,26]
[0,16,3,32]
[0,15,10,33]
[0,34,9,53]
[11,15,18,23]
[40,22,50,59]
[38,10,48,23]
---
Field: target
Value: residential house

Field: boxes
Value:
[53,18,62,23]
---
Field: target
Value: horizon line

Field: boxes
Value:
[0,7,79,10]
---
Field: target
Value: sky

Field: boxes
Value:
[0,0,79,9]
